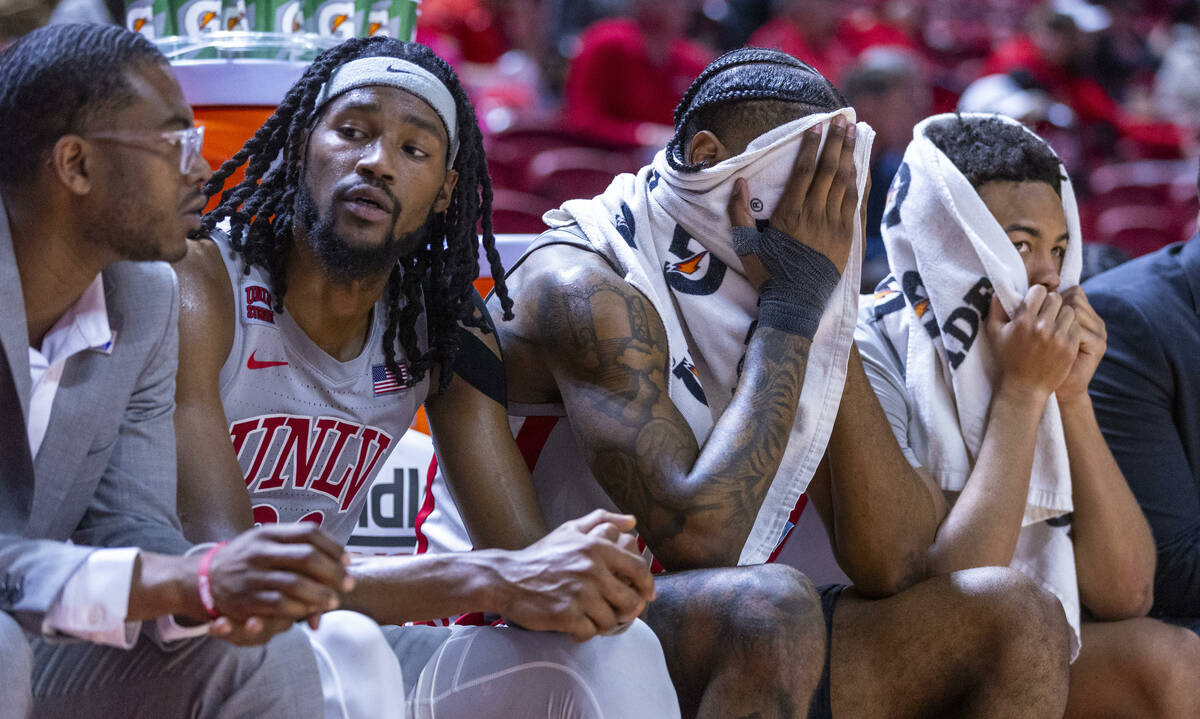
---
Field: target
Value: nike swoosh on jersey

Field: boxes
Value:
[247,350,288,370]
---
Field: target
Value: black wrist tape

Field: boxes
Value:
[732,225,759,256]
[754,227,842,338]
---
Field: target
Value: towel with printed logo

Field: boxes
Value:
[873,112,1081,658]
[543,109,874,564]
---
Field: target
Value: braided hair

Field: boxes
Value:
[201,36,510,391]
[667,47,847,172]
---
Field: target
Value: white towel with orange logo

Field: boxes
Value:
[543,109,873,564]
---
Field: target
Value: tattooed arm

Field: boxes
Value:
[498,119,860,570]
[508,255,809,569]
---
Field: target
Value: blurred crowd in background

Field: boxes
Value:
[414,0,1200,288]
[5,0,1200,288]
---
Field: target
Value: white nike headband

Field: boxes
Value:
[315,56,460,164]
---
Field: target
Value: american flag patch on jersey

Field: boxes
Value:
[372,363,412,395]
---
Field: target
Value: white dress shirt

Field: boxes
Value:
[33,274,205,647]
[29,276,375,716]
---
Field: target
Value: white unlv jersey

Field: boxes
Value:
[415,407,618,556]
[213,230,429,545]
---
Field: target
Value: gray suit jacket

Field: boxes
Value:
[0,198,191,634]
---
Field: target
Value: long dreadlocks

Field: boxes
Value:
[201,36,511,391]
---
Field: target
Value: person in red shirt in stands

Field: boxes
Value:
[563,0,711,148]
[417,0,509,64]
[748,0,854,84]
[748,0,918,87]
[985,5,1187,158]
[838,1,921,58]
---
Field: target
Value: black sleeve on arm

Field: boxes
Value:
[1089,290,1200,619]
[450,293,508,408]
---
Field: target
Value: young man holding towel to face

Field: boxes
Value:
[856,112,1200,718]
[420,48,1074,719]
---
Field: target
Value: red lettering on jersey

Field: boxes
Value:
[233,413,393,515]
[243,415,288,488]
[244,285,276,324]
[246,306,275,323]
[230,417,260,457]
[252,504,279,526]
[336,427,393,511]
[308,419,360,500]
[298,511,325,525]
[258,416,334,491]
[245,285,272,306]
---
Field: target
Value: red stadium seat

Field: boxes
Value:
[1089,159,1195,197]
[1086,160,1198,256]
[486,136,577,194]
[486,122,587,160]
[1182,216,1198,243]
[485,117,643,193]
[486,120,603,192]
[489,189,556,234]
[527,147,641,205]
[1088,184,1173,209]
[1094,203,1190,258]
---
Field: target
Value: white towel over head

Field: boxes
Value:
[876,111,1082,658]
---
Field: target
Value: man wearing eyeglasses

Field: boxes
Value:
[89,125,206,178]
[0,23,350,719]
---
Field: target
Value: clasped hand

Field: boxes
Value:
[492,510,656,642]
[987,285,1106,401]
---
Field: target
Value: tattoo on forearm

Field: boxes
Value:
[697,332,810,536]
[538,275,812,550]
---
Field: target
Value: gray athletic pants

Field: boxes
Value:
[21,622,322,719]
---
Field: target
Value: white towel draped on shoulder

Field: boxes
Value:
[543,109,874,564]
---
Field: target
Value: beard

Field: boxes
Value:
[295,181,428,281]
[91,157,191,263]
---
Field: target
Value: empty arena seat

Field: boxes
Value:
[1089,159,1196,195]
[1094,203,1190,257]
[489,189,555,234]
[527,147,641,205]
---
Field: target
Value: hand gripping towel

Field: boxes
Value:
[875,112,1082,657]
[543,108,874,564]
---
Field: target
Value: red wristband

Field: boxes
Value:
[197,542,228,620]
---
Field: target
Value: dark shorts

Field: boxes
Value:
[1158,614,1200,636]
[806,583,846,719]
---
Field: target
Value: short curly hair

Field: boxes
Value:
[924,114,1063,195]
